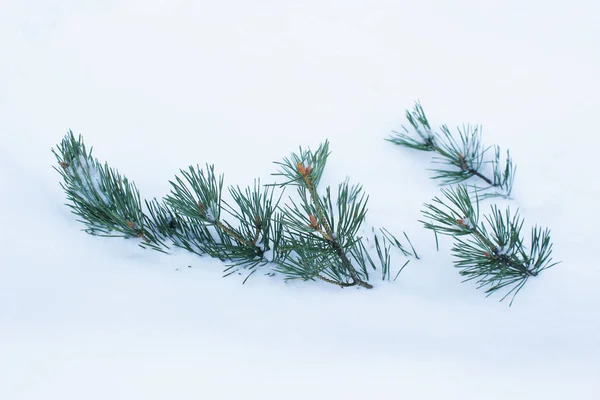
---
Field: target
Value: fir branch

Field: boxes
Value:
[52,131,166,252]
[387,102,516,198]
[421,185,558,304]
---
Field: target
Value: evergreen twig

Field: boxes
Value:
[163,166,284,278]
[387,102,515,198]
[421,185,558,304]
[272,141,415,288]
[52,131,166,252]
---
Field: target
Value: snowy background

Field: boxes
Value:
[1,0,599,398]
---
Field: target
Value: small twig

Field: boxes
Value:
[457,152,494,186]
[299,163,373,289]
[127,221,151,244]
[251,215,262,245]
[457,219,536,277]
[198,202,264,257]
[215,220,264,257]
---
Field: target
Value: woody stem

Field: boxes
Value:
[316,274,359,287]
[211,218,264,257]
[302,173,373,289]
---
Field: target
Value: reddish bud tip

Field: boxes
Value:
[126,221,135,229]
[59,162,69,168]
[297,162,307,176]
[198,202,205,213]
[309,214,318,228]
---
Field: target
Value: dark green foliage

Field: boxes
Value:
[387,102,515,198]
[164,168,284,279]
[272,141,416,288]
[422,185,558,304]
[54,132,416,288]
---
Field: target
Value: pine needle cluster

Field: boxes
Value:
[421,186,557,304]
[388,102,515,199]
[271,141,415,288]
[52,132,165,251]
[147,168,284,281]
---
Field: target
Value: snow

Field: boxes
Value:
[261,249,274,261]
[1,0,599,399]
[72,154,110,206]
[459,218,475,230]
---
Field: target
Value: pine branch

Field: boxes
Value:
[164,166,283,277]
[54,132,415,288]
[272,141,414,288]
[421,185,558,304]
[387,102,516,198]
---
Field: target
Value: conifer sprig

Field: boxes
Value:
[52,131,165,251]
[387,102,515,198]
[163,166,283,279]
[272,141,415,288]
[421,185,558,304]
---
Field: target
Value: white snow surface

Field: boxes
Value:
[1,1,599,399]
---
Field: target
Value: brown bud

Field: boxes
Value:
[297,162,307,176]
[309,214,318,228]
[456,219,466,226]
[59,162,69,168]
[483,251,491,258]
[457,153,469,170]
[126,221,135,229]
[198,202,205,214]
